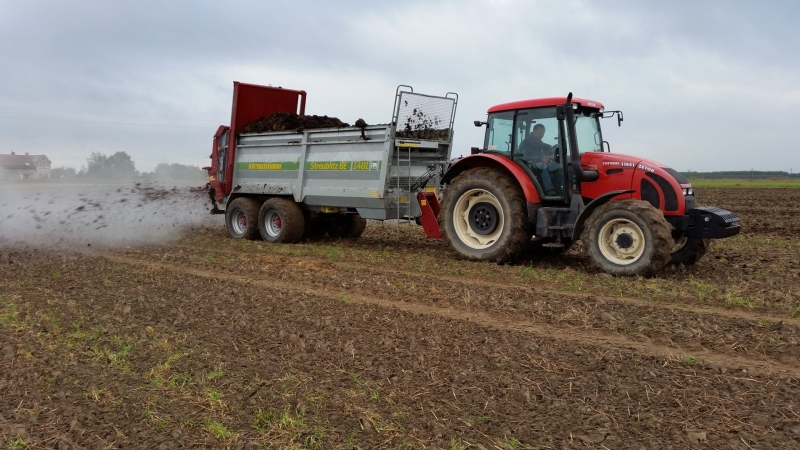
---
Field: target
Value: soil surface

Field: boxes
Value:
[2,187,800,449]
[241,113,349,134]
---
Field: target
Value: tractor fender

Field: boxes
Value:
[442,154,541,204]
[570,189,635,240]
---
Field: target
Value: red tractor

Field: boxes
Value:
[440,93,740,276]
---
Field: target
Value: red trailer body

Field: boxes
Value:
[206,82,306,203]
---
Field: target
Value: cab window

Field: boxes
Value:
[572,109,603,154]
[484,111,514,155]
[512,107,559,158]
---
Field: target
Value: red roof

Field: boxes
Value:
[487,97,604,113]
[0,154,34,165]
[0,153,49,168]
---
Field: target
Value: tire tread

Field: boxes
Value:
[226,197,261,240]
[669,237,710,266]
[441,167,531,263]
[259,197,305,243]
[581,199,673,276]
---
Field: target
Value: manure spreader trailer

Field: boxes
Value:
[205,82,456,242]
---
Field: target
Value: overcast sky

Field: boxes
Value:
[1,0,798,173]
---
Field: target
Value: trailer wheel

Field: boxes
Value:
[582,199,673,276]
[326,215,367,239]
[669,237,710,266]
[225,197,261,240]
[258,198,305,243]
[441,167,531,263]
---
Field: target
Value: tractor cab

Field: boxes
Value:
[479,96,606,203]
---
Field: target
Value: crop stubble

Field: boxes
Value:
[1,187,800,449]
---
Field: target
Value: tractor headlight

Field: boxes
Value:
[682,188,694,196]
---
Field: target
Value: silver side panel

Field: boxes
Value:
[233,126,395,208]
[227,87,458,219]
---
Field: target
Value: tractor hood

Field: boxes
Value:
[584,152,690,185]
[581,152,693,215]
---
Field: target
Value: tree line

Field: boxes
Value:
[50,151,207,182]
[683,170,800,180]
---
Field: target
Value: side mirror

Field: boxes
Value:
[473,121,486,127]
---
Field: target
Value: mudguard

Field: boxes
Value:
[442,154,541,204]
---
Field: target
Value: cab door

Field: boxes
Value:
[510,107,562,199]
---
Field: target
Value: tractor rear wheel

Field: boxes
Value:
[258,198,305,243]
[326,215,367,239]
[582,199,673,276]
[669,236,710,266]
[441,167,531,263]
[225,197,261,240]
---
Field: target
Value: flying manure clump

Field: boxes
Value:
[395,108,449,140]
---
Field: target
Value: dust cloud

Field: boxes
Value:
[0,182,222,248]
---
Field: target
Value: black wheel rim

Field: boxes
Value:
[468,202,499,235]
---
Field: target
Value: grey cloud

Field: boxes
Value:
[0,0,798,172]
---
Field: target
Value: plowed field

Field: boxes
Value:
[2,187,800,449]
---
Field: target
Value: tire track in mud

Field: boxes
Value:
[108,245,800,372]
[99,253,800,377]
[163,242,800,326]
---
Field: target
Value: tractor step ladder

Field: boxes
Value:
[395,141,413,232]
[391,85,415,235]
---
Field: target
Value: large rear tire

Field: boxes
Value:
[225,197,261,240]
[258,198,305,243]
[582,199,673,276]
[441,167,531,263]
[326,215,367,239]
[669,237,710,266]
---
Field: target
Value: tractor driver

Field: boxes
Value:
[517,123,560,196]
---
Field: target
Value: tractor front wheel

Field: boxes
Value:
[582,199,673,276]
[441,167,531,263]
[669,236,710,266]
[258,198,305,243]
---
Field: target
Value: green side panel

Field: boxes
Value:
[305,161,382,171]
[236,162,300,171]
